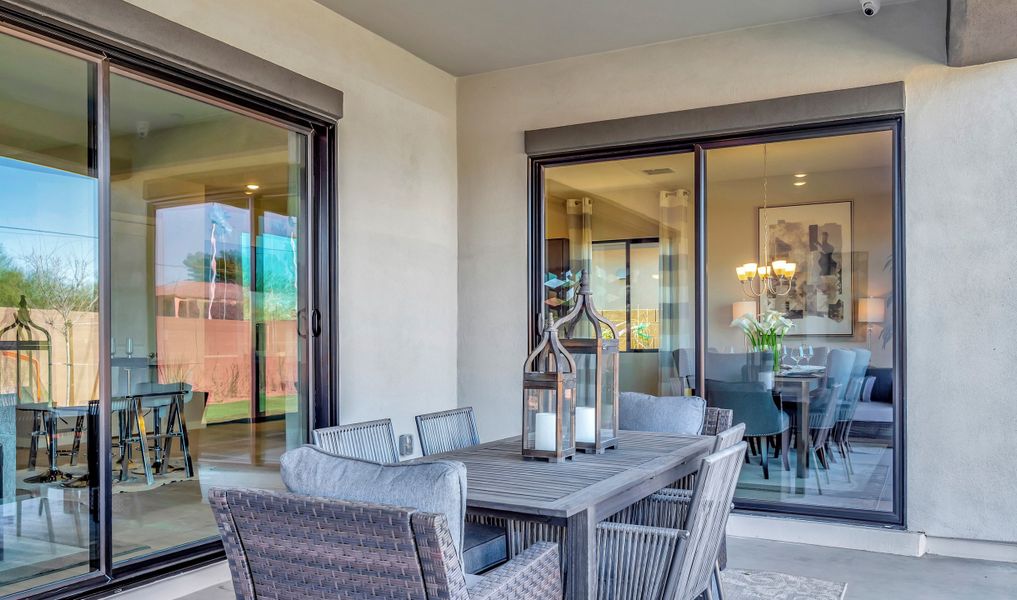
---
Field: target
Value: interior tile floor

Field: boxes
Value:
[0,419,293,596]
[735,441,894,513]
[177,537,1017,600]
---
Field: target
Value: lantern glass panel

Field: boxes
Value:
[600,343,618,437]
[561,384,575,449]
[573,353,596,443]
[524,387,558,452]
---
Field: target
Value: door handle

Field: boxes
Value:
[311,308,322,337]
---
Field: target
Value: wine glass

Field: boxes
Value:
[783,345,798,369]
[805,345,815,365]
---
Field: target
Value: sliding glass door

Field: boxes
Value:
[0,21,332,597]
[107,70,309,561]
[704,130,898,517]
[0,30,100,595]
[533,123,903,524]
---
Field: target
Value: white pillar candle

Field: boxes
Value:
[575,406,596,443]
[534,412,557,451]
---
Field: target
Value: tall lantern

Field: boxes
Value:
[521,317,576,462]
[555,275,619,454]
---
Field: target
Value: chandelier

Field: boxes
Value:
[736,143,796,298]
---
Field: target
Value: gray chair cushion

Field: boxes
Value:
[280,445,468,555]
[619,393,706,435]
[463,521,507,574]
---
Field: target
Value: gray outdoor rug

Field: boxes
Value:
[721,569,847,600]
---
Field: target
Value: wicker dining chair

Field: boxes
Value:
[209,487,562,600]
[597,441,748,600]
[611,423,745,587]
[312,418,400,464]
[416,407,481,456]
[414,407,511,573]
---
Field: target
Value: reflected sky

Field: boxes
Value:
[0,155,97,273]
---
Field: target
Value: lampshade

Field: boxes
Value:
[858,297,885,323]
[732,300,757,322]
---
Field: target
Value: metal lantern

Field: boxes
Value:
[0,296,53,404]
[522,317,577,462]
[554,275,619,454]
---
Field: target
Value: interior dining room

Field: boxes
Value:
[542,129,896,516]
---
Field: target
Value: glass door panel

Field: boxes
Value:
[543,152,695,397]
[0,30,99,594]
[108,71,308,561]
[704,131,897,516]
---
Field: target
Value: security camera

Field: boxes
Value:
[860,0,880,17]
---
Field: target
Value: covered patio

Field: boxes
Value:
[0,0,1016,599]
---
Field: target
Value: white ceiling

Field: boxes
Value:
[314,0,911,76]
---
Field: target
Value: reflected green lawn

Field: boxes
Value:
[204,395,297,423]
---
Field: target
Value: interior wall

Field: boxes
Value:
[457,0,1017,544]
[706,167,894,369]
[123,0,459,450]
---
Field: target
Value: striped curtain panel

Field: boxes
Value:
[566,197,593,282]
[658,190,694,395]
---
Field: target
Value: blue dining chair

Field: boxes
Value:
[709,387,789,479]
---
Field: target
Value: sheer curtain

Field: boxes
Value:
[567,197,593,283]
[658,189,695,395]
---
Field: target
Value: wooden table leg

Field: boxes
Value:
[565,509,596,600]
[794,381,812,497]
[795,381,808,480]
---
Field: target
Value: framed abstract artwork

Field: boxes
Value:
[758,200,853,336]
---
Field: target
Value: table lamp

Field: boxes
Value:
[858,297,885,348]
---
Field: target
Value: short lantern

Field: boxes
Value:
[521,317,577,462]
[554,275,619,454]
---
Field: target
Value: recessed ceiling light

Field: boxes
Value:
[246,184,260,190]
[794,173,807,178]
[794,181,807,187]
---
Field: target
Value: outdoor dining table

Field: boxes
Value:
[422,429,712,600]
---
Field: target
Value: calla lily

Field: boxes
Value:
[730,309,795,371]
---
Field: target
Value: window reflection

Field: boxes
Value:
[108,72,307,561]
[0,31,98,595]
[706,130,896,514]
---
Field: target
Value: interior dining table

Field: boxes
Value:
[419,430,712,600]
[774,370,826,489]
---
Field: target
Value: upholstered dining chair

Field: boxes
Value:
[619,392,706,435]
[597,441,748,600]
[806,384,843,492]
[312,418,400,464]
[821,349,856,404]
[416,406,481,456]
[831,378,864,479]
[282,447,508,577]
[209,486,561,600]
[708,387,789,479]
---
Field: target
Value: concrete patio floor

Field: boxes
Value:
[171,536,1017,600]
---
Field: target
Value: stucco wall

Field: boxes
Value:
[457,0,1017,543]
[123,0,459,449]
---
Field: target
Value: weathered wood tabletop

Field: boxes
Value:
[427,430,712,600]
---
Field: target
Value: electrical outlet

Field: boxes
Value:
[399,434,414,456]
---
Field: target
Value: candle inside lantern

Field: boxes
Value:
[575,406,596,443]
[534,412,556,451]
